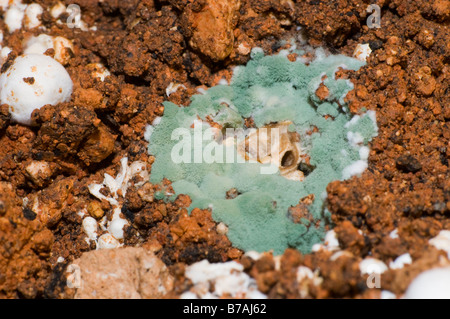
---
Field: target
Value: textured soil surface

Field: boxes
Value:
[0,0,449,299]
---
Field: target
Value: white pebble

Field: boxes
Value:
[97,233,120,249]
[108,218,128,240]
[0,54,73,125]
[82,216,98,241]
[183,260,266,299]
[404,267,450,299]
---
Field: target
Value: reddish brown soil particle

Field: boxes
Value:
[315,83,330,101]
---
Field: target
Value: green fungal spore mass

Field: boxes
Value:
[146,48,378,255]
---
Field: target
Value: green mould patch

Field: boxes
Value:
[146,48,377,255]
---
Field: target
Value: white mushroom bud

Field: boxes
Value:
[0,54,73,125]
[108,218,128,240]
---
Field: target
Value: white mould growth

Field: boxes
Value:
[341,111,378,180]
[0,54,73,125]
[88,157,148,206]
[88,157,148,248]
[144,124,154,142]
[346,131,364,147]
[181,260,267,299]
[359,146,370,161]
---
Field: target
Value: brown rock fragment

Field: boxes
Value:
[0,104,10,130]
[0,182,54,299]
[184,0,241,61]
[87,201,104,219]
[79,123,117,165]
[27,176,77,227]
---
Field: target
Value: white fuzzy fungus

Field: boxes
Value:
[97,233,120,250]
